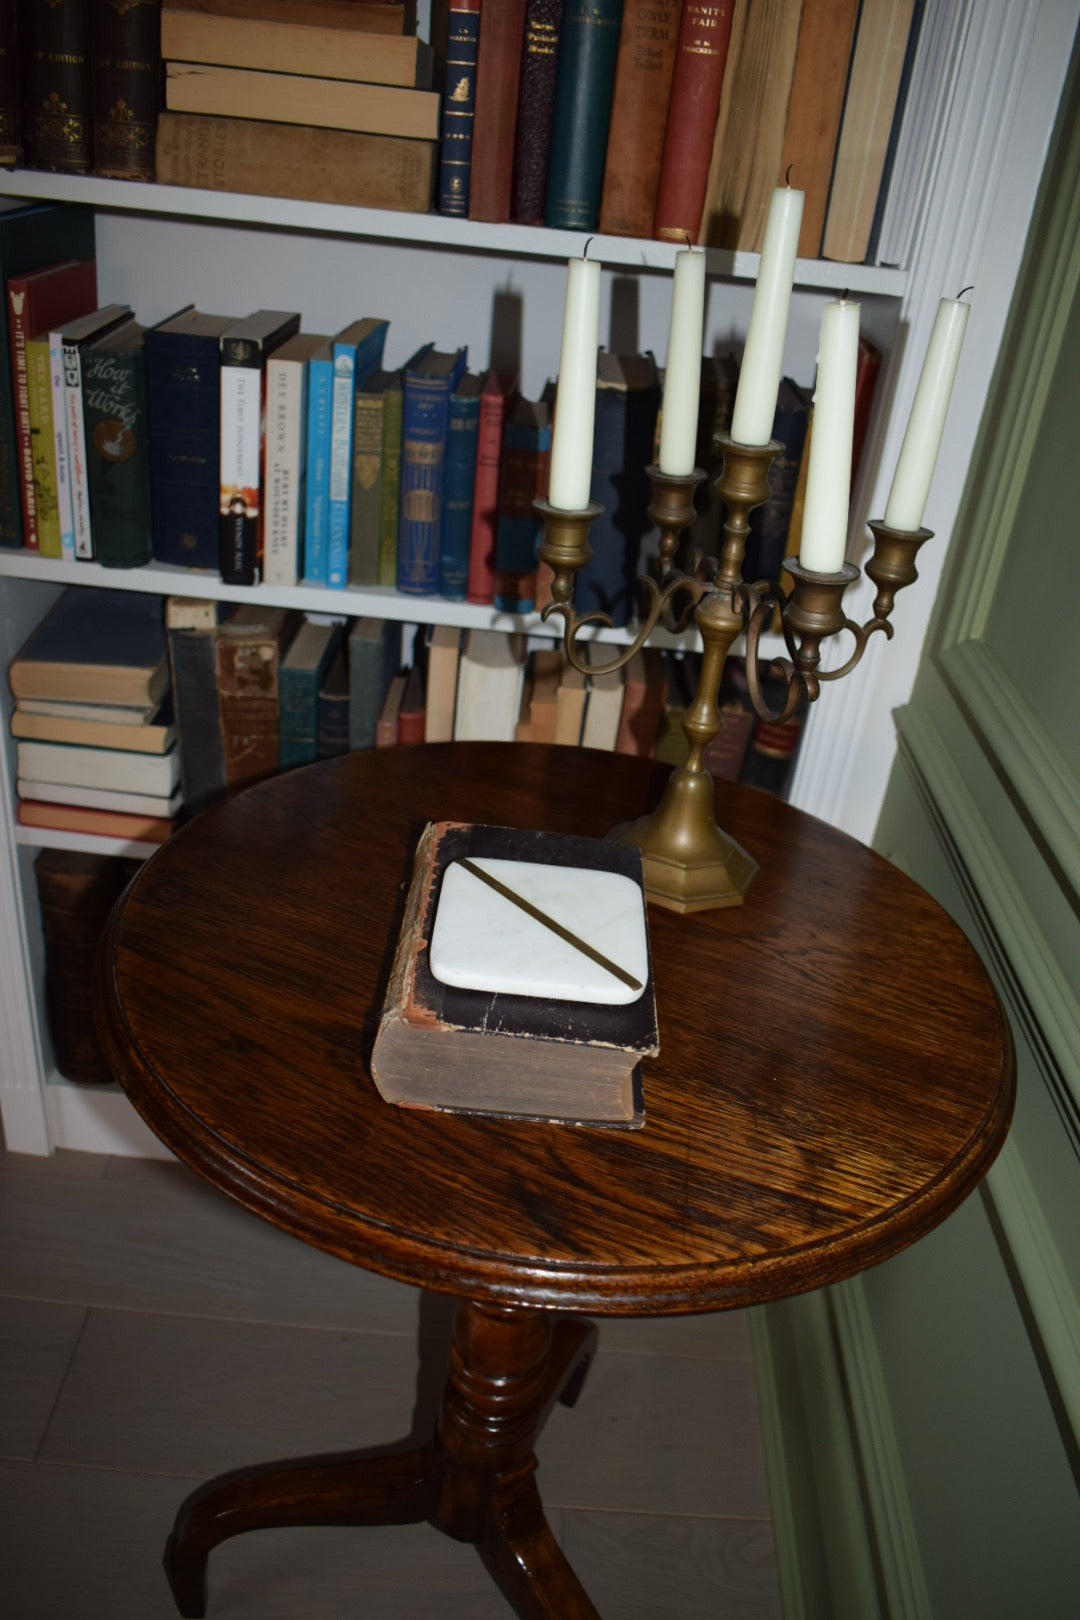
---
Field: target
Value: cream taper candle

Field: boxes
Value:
[883,294,970,531]
[658,245,706,476]
[730,185,804,446]
[799,298,860,573]
[548,254,602,510]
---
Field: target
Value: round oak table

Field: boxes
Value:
[95,743,1014,1618]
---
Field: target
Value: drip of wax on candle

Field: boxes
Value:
[800,297,860,573]
[883,294,971,531]
[548,250,602,511]
[658,243,706,476]
[730,185,804,446]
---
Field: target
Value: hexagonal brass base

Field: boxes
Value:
[608,766,759,912]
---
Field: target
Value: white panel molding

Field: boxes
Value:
[45,1077,174,1158]
[0,711,50,1157]
[790,0,1078,844]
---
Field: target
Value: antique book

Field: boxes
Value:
[219,309,302,584]
[575,351,660,630]
[160,5,433,83]
[91,0,161,180]
[744,377,812,588]
[7,258,98,551]
[11,696,177,755]
[544,0,623,232]
[778,0,861,258]
[82,318,154,569]
[598,1,682,239]
[349,368,395,585]
[509,0,565,226]
[146,308,235,570]
[493,390,552,615]
[165,593,227,817]
[437,0,480,217]
[51,304,133,560]
[467,0,526,223]
[376,354,419,587]
[22,0,93,173]
[165,63,441,138]
[580,661,625,751]
[397,346,467,597]
[327,318,389,589]
[348,617,400,750]
[423,623,461,742]
[465,369,518,605]
[0,202,97,550]
[821,0,919,264]
[279,618,343,768]
[370,820,658,1126]
[439,369,482,600]
[16,739,182,798]
[159,1,414,30]
[554,658,587,746]
[375,669,406,746]
[653,0,737,243]
[8,587,169,707]
[17,798,174,844]
[155,112,437,212]
[0,4,20,168]
[514,647,560,744]
[316,645,350,758]
[395,659,426,744]
[17,776,183,817]
[213,603,300,789]
[454,629,526,742]
[264,332,326,588]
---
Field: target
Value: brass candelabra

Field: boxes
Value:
[536,431,933,913]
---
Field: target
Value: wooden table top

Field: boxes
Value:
[95,743,1014,1317]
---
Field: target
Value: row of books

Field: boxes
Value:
[443,0,924,265]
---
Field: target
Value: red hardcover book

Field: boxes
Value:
[466,369,518,605]
[7,259,98,550]
[653,1,736,243]
[468,0,527,223]
[598,2,682,239]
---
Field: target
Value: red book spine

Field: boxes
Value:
[653,1,735,242]
[466,376,516,604]
[598,1,683,239]
[468,0,527,223]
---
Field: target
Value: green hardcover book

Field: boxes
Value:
[279,618,344,769]
[82,318,153,568]
[543,0,623,232]
[349,368,394,586]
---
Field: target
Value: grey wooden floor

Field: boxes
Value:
[0,1144,782,1620]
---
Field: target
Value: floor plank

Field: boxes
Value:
[0,1297,86,1460]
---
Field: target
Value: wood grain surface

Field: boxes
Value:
[95,743,1014,1316]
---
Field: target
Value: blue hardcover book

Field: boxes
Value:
[146,309,234,571]
[347,616,401,750]
[493,390,553,615]
[9,586,168,706]
[397,345,467,596]
[302,339,335,585]
[278,618,344,768]
[326,317,389,589]
[437,0,481,216]
[439,370,482,600]
[544,0,623,232]
[575,352,660,630]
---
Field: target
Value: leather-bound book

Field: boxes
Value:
[467,0,526,223]
[437,0,480,217]
[213,603,300,790]
[654,0,736,242]
[145,309,235,571]
[509,0,565,226]
[598,2,682,239]
[544,0,622,232]
[778,0,861,258]
[0,3,21,168]
[22,0,93,174]
[91,0,161,181]
[465,368,518,605]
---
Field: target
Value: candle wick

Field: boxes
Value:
[841,288,850,303]
[785,163,794,187]
[583,236,595,261]
[956,285,974,300]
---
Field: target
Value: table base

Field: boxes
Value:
[164,1300,601,1619]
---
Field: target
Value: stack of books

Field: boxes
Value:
[155,0,440,213]
[8,589,182,845]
